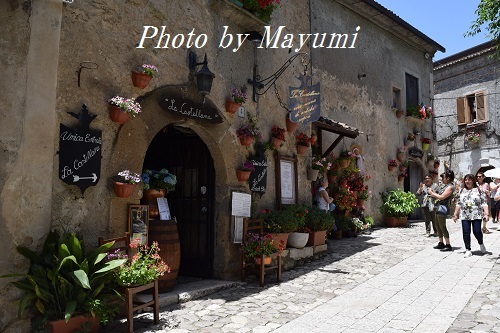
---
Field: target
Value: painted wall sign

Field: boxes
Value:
[59,105,101,194]
[158,93,223,124]
[248,145,267,194]
[289,75,320,124]
[408,147,424,158]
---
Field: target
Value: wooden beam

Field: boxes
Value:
[322,135,344,158]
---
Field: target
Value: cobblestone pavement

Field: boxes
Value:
[106,219,500,333]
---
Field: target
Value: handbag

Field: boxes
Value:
[436,204,449,216]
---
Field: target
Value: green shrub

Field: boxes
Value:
[305,206,335,231]
[379,188,419,217]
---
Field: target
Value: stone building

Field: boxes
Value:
[0,0,442,330]
[433,40,500,178]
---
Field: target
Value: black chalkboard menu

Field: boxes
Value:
[289,75,321,124]
[59,105,101,194]
[248,145,267,194]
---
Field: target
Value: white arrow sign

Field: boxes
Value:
[73,173,97,183]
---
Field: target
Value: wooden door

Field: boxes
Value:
[406,161,423,220]
[144,126,214,278]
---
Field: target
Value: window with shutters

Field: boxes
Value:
[456,92,487,126]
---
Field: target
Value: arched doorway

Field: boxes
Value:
[143,125,215,278]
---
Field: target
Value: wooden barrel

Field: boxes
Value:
[148,220,180,292]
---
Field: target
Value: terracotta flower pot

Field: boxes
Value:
[396,153,405,162]
[236,169,251,182]
[271,137,284,148]
[286,117,297,133]
[398,176,404,182]
[254,256,272,265]
[388,166,396,171]
[239,136,254,147]
[396,110,404,118]
[357,198,365,206]
[385,217,408,228]
[340,159,350,168]
[307,230,327,246]
[45,315,99,333]
[141,189,166,219]
[131,70,152,89]
[109,104,130,124]
[113,182,135,198]
[225,100,240,114]
[296,144,308,155]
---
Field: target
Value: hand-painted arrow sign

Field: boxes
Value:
[59,105,101,194]
[73,173,98,183]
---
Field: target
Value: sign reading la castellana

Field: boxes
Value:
[289,75,320,124]
[59,105,101,194]
[158,93,223,124]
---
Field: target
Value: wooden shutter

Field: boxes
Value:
[476,92,486,121]
[456,97,466,125]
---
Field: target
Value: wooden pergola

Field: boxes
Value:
[313,116,360,157]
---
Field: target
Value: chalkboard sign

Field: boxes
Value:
[248,145,267,194]
[289,75,321,124]
[408,147,424,159]
[59,105,101,194]
[158,93,223,124]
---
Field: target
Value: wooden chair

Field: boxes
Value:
[98,233,159,333]
[241,218,282,287]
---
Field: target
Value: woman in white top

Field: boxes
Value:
[315,176,333,212]
[452,174,488,257]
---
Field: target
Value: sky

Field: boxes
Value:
[375,0,490,61]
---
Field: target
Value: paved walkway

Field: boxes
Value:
[106,219,500,333]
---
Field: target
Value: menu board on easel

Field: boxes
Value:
[275,153,298,209]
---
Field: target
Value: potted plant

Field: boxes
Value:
[1,230,128,332]
[131,63,158,89]
[465,131,480,144]
[420,137,432,151]
[260,209,299,247]
[236,114,261,146]
[308,155,331,181]
[241,233,284,265]
[304,206,335,246]
[357,189,371,206]
[337,150,354,168]
[295,132,311,155]
[388,159,398,171]
[226,87,248,114]
[113,239,170,287]
[107,96,141,124]
[113,170,141,198]
[399,160,409,173]
[282,204,310,248]
[396,146,406,162]
[397,172,407,182]
[242,0,280,23]
[379,188,419,227]
[270,125,286,148]
[141,169,177,218]
[236,161,255,182]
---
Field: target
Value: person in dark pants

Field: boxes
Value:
[489,178,500,223]
[428,170,455,251]
[453,174,488,257]
[416,174,438,236]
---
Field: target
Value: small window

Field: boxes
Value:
[456,92,487,125]
[392,87,401,110]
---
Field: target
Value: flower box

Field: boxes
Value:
[306,230,327,246]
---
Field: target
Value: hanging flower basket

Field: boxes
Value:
[225,100,240,114]
[109,105,130,124]
[296,144,308,155]
[113,182,136,198]
[239,136,254,147]
[271,137,284,148]
[131,71,152,89]
[307,168,319,181]
[236,170,251,182]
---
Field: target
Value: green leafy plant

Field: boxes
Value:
[259,209,299,233]
[0,230,127,324]
[305,206,335,231]
[311,155,332,173]
[113,240,170,287]
[333,215,351,231]
[379,188,419,217]
[242,0,280,23]
[141,169,177,192]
